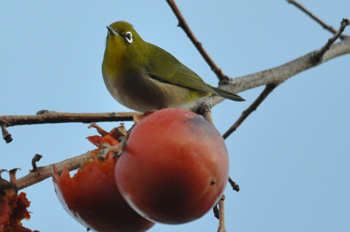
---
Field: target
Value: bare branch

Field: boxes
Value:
[15,151,92,190]
[1,111,137,127]
[217,195,226,232]
[287,0,348,40]
[166,0,228,82]
[0,111,139,143]
[223,84,276,139]
[189,35,350,112]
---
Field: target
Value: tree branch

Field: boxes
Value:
[15,151,92,190]
[188,35,350,112]
[287,0,348,40]
[0,111,138,143]
[217,195,226,232]
[223,84,276,139]
[166,0,229,82]
[1,111,137,127]
[231,23,349,91]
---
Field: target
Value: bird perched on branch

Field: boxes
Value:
[102,21,244,112]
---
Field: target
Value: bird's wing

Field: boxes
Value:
[145,43,214,93]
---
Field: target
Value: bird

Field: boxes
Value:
[102,21,244,112]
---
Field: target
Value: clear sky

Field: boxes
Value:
[1,1,349,232]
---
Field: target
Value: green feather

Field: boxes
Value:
[145,43,244,101]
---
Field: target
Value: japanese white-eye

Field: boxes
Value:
[102,21,244,112]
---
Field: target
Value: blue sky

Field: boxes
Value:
[1,1,349,231]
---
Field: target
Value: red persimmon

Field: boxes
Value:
[52,134,154,232]
[115,108,229,224]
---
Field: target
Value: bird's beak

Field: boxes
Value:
[106,26,119,36]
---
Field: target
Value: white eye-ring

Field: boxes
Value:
[125,31,133,44]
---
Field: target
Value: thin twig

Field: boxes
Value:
[1,123,12,143]
[228,177,240,192]
[287,0,347,40]
[0,111,139,143]
[222,84,276,139]
[31,154,43,172]
[313,18,350,63]
[213,204,220,219]
[166,0,228,82]
[200,104,228,232]
[217,195,226,232]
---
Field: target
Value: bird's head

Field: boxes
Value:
[105,21,147,64]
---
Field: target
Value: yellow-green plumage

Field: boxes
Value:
[102,21,244,112]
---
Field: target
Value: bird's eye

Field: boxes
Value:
[125,31,133,44]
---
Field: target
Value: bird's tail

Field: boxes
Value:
[213,87,245,102]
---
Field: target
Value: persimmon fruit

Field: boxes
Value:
[52,134,154,232]
[115,108,229,224]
